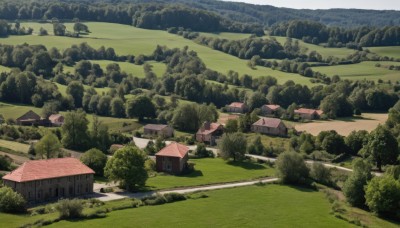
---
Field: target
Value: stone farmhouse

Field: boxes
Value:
[226,102,248,113]
[2,158,95,203]
[295,108,324,120]
[261,104,283,117]
[196,121,224,146]
[155,142,189,174]
[251,117,288,137]
[143,124,174,138]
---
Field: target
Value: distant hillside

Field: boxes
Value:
[132,0,400,27]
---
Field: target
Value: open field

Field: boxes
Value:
[50,185,355,228]
[146,158,274,190]
[199,31,252,39]
[54,82,110,96]
[62,60,167,78]
[368,46,400,59]
[0,139,30,153]
[0,102,42,120]
[294,113,388,136]
[312,61,400,82]
[2,22,315,86]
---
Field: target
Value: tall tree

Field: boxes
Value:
[219,133,247,161]
[61,110,90,150]
[80,148,107,176]
[276,151,309,185]
[343,159,372,207]
[35,132,62,159]
[125,96,156,121]
[66,81,84,108]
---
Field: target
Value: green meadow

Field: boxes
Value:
[312,61,400,81]
[146,158,274,190]
[368,46,400,59]
[2,22,315,86]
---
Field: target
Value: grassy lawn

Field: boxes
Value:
[312,61,400,82]
[199,31,252,39]
[2,22,316,86]
[368,46,400,59]
[0,102,42,120]
[0,139,30,153]
[146,158,274,190]
[49,185,355,228]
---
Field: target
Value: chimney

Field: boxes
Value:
[204,121,211,130]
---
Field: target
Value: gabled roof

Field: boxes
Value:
[144,124,169,131]
[263,104,281,110]
[48,114,63,122]
[228,102,246,108]
[16,110,41,121]
[252,117,283,128]
[295,108,322,115]
[2,158,95,183]
[197,123,222,136]
[156,142,189,158]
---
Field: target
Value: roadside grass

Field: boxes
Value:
[368,46,400,59]
[146,158,274,190]
[5,22,316,86]
[49,185,356,228]
[311,61,400,82]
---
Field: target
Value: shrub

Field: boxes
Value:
[164,193,186,203]
[56,199,84,219]
[0,187,26,213]
[142,194,167,206]
[310,162,334,187]
[276,151,309,185]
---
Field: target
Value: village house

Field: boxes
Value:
[251,117,288,137]
[2,158,95,203]
[196,121,224,145]
[295,108,324,120]
[226,102,248,113]
[48,114,64,126]
[261,104,283,117]
[16,110,48,126]
[155,142,189,174]
[143,124,174,138]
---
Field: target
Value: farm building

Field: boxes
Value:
[143,124,174,138]
[155,142,189,174]
[48,114,64,126]
[226,102,248,113]
[16,110,48,126]
[2,158,95,203]
[261,105,283,116]
[295,108,324,120]
[251,117,288,137]
[196,121,224,145]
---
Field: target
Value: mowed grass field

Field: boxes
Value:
[0,139,30,153]
[368,46,400,59]
[2,22,316,86]
[146,158,274,190]
[312,61,400,82]
[294,113,388,136]
[50,185,355,228]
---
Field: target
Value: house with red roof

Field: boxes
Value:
[226,102,248,113]
[261,104,283,117]
[155,142,189,174]
[251,117,288,136]
[295,108,324,120]
[143,124,174,138]
[196,121,224,145]
[48,114,64,126]
[2,158,95,203]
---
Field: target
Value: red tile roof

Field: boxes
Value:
[295,108,323,115]
[156,142,189,158]
[2,158,95,183]
[252,117,283,128]
[263,104,281,110]
[197,122,222,136]
[228,102,245,108]
[144,124,169,131]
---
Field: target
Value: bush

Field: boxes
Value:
[276,151,309,185]
[164,193,186,203]
[195,143,214,158]
[0,187,26,213]
[56,199,84,219]
[142,194,167,206]
[310,162,334,187]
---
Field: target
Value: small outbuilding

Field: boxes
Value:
[143,124,174,138]
[251,117,288,137]
[226,102,248,113]
[16,110,42,126]
[48,114,64,126]
[155,142,189,174]
[261,104,283,116]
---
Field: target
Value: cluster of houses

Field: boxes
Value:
[15,110,64,127]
